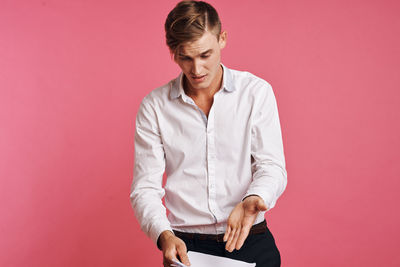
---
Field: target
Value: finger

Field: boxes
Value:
[177,245,191,266]
[225,227,237,251]
[164,250,177,266]
[163,257,172,267]
[171,259,188,267]
[170,259,184,267]
[223,226,231,242]
[235,224,251,250]
[228,225,241,252]
[169,258,182,267]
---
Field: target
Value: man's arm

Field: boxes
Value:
[224,81,287,251]
[247,80,287,210]
[130,97,190,266]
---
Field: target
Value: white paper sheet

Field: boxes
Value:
[171,251,256,267]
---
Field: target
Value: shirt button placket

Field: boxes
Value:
[207,98,218,224]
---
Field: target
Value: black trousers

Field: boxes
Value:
[179,222,281,267]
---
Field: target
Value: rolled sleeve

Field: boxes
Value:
[246,81,287,210]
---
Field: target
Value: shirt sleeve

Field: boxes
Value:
[130,96,173,246]
[245,81,288,210]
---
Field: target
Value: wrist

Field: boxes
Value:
[243,194,260,202]
[157,230,174,250]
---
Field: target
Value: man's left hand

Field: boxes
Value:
[223,195,268,252]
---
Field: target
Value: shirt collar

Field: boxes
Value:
[169,63,237,99]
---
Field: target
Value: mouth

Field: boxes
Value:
[191,74,207,83]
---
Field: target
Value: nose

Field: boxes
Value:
[191,59,203,76]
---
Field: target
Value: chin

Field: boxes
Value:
[192,83,211,90]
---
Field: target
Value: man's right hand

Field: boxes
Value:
[158,230,191,267]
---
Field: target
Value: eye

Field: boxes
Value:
[179,57,191,61]
[201,54,210,59]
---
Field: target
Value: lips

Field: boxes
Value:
[191,74,207,82]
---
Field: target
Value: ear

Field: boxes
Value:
[219,30,227,49]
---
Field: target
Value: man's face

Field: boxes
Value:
[174,30,227,93]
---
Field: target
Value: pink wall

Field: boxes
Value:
[1,0,399,266]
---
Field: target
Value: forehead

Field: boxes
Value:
[179,31,219,56]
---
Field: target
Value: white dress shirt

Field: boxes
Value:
[130,64,287,245]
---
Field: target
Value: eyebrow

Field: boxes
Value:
[178,49,213,58]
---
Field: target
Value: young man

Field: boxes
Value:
[130,1,287,266]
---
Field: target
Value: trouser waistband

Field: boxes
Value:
[173,220,267,243]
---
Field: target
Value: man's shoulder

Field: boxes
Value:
[227,66,273,95]
[140,77,177,108]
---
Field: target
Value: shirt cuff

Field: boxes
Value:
[150,221,174,249]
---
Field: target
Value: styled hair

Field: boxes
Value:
[165,1,222,57]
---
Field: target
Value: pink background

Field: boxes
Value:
[1,0,399,266]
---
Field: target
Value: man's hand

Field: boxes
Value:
[159,230,191,267]
[223,195,268,252]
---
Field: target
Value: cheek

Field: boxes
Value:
[211,54,220,65]
[178,62,190,72]
[207,57,219,71]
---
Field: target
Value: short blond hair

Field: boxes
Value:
[165,1,222,57]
